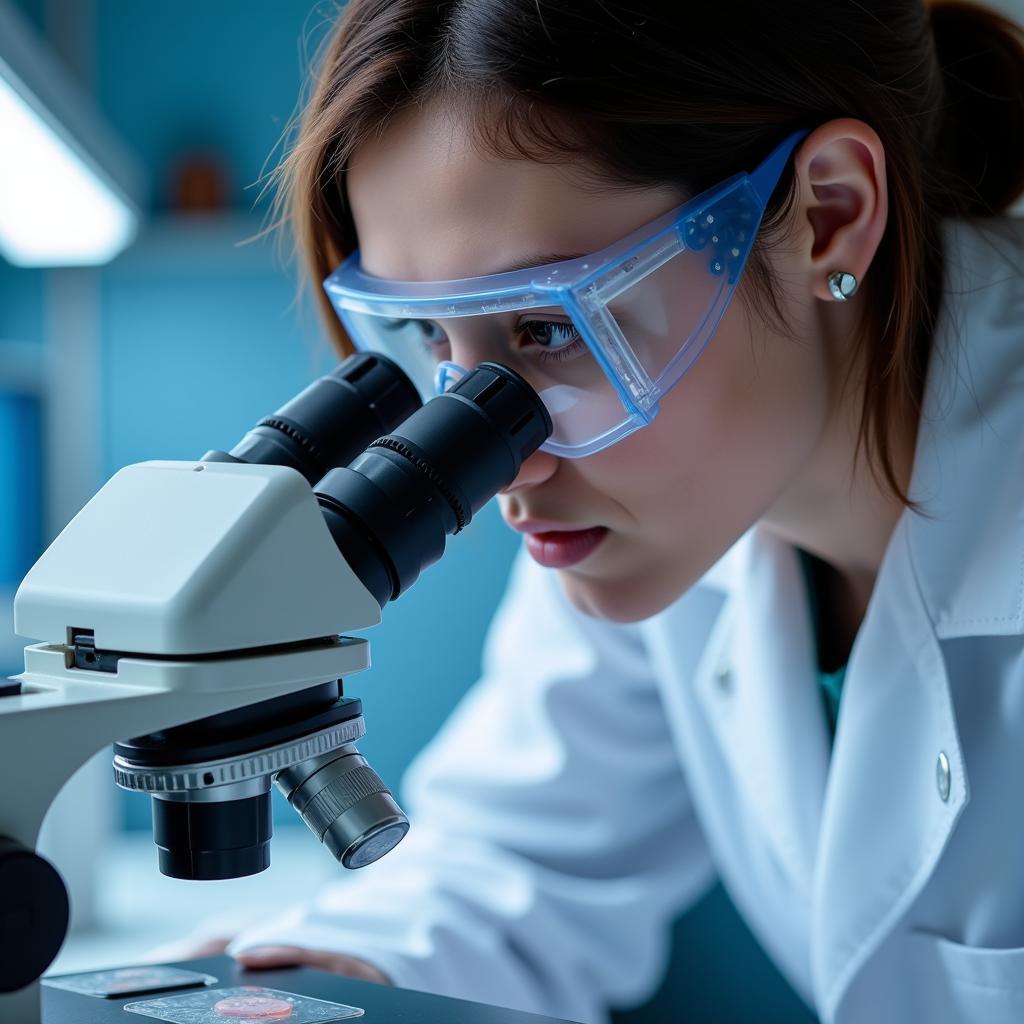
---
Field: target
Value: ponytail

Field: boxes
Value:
[928,1,1024,215]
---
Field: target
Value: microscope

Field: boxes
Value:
[0,353,552,1023]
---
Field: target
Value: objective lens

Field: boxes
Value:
[114,683,366,880]
[276,745,409,869]
[152,793,272,881]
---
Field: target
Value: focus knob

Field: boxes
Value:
[0,838,69,993]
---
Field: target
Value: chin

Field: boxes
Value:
[557,567,690,624]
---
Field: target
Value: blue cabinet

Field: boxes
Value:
[0,392,42,582]
[0,389,43,675]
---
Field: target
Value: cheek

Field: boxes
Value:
[578,299,828,548]
[548,301,829,622]
[683,301,823,477]
[593,303,823,495]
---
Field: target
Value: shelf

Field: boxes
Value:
[107,210,293,277]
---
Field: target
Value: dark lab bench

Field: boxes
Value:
[42,955,578,1024]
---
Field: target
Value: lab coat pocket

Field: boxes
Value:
[907,929,1024,1023]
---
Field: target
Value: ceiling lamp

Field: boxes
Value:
[0,1,142,266]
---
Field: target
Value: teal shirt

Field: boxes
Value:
[796,548,848,740]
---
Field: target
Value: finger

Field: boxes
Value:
[234,946,310,969]
[234,946,391,984]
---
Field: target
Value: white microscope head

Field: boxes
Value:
[14,458,381,657]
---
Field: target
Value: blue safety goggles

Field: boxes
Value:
[324,129,807,457]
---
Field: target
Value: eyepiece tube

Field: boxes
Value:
[202,352,421,484]
[314,362,553,606]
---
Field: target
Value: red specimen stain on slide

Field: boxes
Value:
[214,993,294,1018]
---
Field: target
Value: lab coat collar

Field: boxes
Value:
[694,526,831,894]
[689,500,969,1023]
[696,496,970,1024]
[809,510,968,1023]
[904,218,1024,639]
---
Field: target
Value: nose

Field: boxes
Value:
[442,322,503,379]
[500,448,558,494]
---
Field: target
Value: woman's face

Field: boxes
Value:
[347,103,832,622]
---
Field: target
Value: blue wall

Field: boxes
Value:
[0,261,45,592]
[0,263,45,343]
[0,246,46,680]
[95,1,330,211]
[0,394,42,582]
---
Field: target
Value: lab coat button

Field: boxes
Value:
[936,751,951,802]
[713,665,732,694]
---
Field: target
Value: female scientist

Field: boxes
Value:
[176,2,1024,1022]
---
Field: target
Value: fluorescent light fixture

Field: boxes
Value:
[0,75,137,265]
[0,2,142,266]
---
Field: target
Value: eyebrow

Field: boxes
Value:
[362,250,592,282]
[492,251,589,274]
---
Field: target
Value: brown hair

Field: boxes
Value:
[271,0,1024,507]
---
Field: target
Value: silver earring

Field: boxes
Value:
[827,271,858,302]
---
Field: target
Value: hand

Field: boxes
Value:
[233,946,392,985]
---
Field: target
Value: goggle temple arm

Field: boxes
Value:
[748,129,809,206]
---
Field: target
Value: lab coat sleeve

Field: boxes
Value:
[227,547,716,1023]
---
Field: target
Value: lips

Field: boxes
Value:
[522,526,609,569]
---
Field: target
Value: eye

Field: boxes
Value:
[515,318,581,351]
[380,318,448,347]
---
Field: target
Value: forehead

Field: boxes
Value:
[346,102,682,281]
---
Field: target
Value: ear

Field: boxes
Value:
[791,118,888,302]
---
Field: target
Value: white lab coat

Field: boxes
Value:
[228,216,1024,1024]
